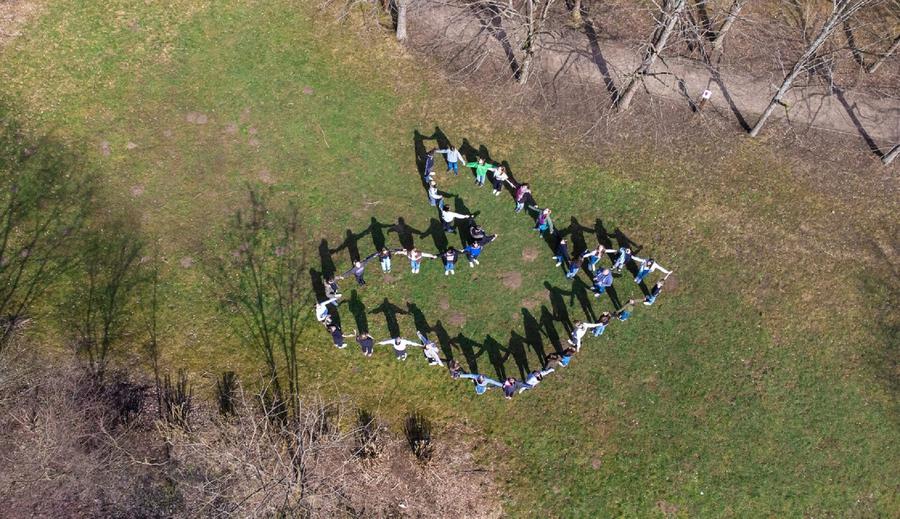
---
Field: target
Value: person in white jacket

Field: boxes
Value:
[436,145,464,175]
[427,181,445,210]
[401,248,438,274]
[490,166,513,196]
[567,319,605,351]
[315,295,341,324]
[377,337,419,361]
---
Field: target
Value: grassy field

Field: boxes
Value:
[2,0,897,516]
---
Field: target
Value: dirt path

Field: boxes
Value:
[0,0,40,48]
[412,3,900,146]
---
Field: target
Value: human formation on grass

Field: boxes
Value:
[313,134,673,399]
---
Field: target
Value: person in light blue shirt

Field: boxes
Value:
[459,373,503,395]
[591,312,613,336]
[592,268,613,297]
[436,146,464,175]
[611,247,633,273]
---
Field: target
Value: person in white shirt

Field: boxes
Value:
[567,320,605,351]
[490,166,512,196]
[315,295,341,324]
[377,337,419,361]
[436,145,464,175]
[632,256,671,284]
[439,207,472,233]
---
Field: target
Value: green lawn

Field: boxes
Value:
[2,1,896,516]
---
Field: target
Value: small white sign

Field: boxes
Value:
[701,89,713,100]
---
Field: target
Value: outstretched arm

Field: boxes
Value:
[631,255,646,264]
[483,377,504,388]
[654,264,672,275]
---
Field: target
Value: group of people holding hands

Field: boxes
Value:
[313,138,674,400]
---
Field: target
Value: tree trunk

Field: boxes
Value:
[866,34,900,73]
[617,0,686,111]
[749,1,863,137]
[883,144,899,165]
[518,0,535,84]
[711,0,746,51]
[395,0,409,42]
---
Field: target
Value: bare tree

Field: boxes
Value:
[395,0,410,41]
[616,0,687,111]
[209,187,311,420]
[882,144,899,165]
[0,110,93,351]
[749,0,877,137]
[518,0,558,84]
[64,217,147,379]
[866,33,900,72]
[711,0,749,51]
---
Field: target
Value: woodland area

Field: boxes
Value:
[367,0,900,164]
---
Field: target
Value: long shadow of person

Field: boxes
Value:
[318,238,337,278]
[368,217,392,251]
[309,268,326,301]
[564,217,593,256]
[413,129,431,178]
[507,332,532,379]
[425,218,449,251]
[406,302,431,334]
[539,305,564,354]
[478,144,496,165]
[453,196,479,247]
[433,320,455,361]
[522,308,550,359]
[349,289,369,333]
[593,218,615,257]
[455,333,481,373]
[330,228,361,264]
[433,126,451,151]
[605,283,624,310]
[481,335,507,380]
[458,138,478,162]
[388,217,425,251]
[544,281,573,334]
[572,277,598,322]
[499,160,518,197]
[369,298,408,338]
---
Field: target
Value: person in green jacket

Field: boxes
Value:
[464,158,497,187]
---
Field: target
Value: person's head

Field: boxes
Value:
[656,280,665,289]
[477,158,485,164]
[601,268,610,276]
[523,183,529,189]
[646,258,655,266]
[531,370,543,381]
[326,276,334,283]
[381,247,389,254]
[543,208,552,215]
[354,261,362,267]
[574,319,583,327]
[476,374,486,384]
[447,246,456,253]
[563,347,577,356]
[358,331,369,339]
[394,338,401,345]
[497,166,505,173]
[559,238,566,244]
[449,359,460,370]
[472,241,481,248]
[450,145,456,151]
[624,247,631,254]
[505,377,516,385]
[599,312,611,324]
[626,298,635,306]
[327,325,336,332]
[430,180,436,187]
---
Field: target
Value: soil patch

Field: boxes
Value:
[521,246,539,262]
[448,311,466,327]
[439,297,450,311]
[130,185,144,197]
[179,256,194,268]
[501,271,522,290]
[258,168,275,185]
[185,112,208,124]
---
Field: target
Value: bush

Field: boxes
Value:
[404,411,433,463]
